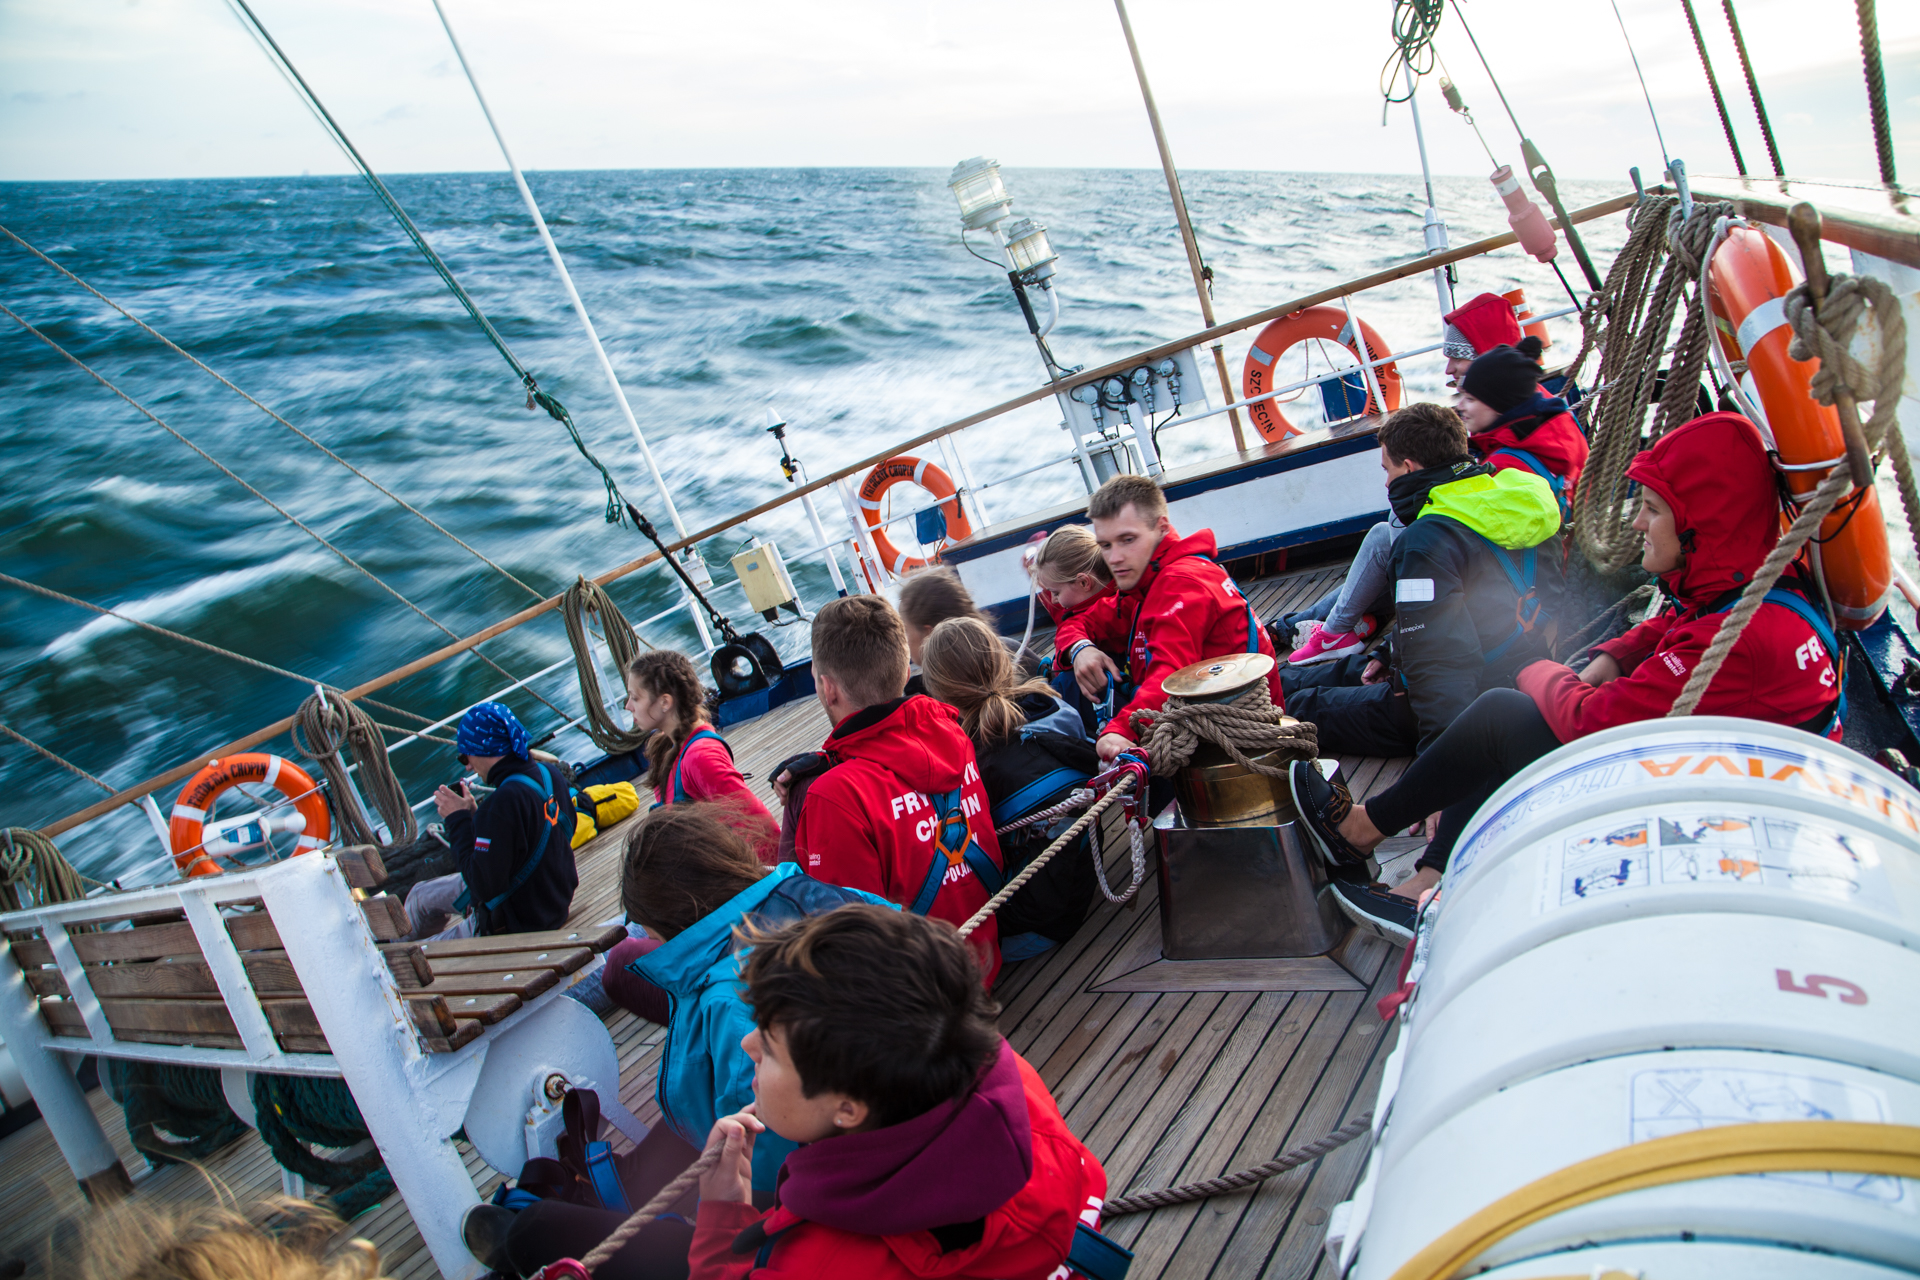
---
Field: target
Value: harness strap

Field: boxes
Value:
[484,763,559,913]
[1708,589,1846,735]
[1067,1221,1135,1280]
[908,785,1003,916]
[664,726,729,807]
[997,767,1091,825]
[582,1139,630,1212]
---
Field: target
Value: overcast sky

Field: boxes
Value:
[1,0,1914,183]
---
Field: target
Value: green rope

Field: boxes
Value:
[101,1060,248,1166]
[1381,0,1444,105]
[224,0,628,528]
[252,1074,393,1221]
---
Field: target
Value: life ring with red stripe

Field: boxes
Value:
[1707,225,1892,630]
[170,754,331,878]
[1241,306,1403,443]
[857,455,974,576]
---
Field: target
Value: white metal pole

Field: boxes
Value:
[0,933,127,1194]
[794,465,853,596]
[431,0,688,542]
[1404,63,1454,317]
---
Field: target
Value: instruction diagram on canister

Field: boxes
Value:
[1539,808,1887,912]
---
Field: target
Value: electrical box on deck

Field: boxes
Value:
[731,542,799,621]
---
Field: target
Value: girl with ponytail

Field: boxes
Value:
[920,617,1098,958]
[624,651,776,860]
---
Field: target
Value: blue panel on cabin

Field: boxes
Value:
[1320,371,1368,421]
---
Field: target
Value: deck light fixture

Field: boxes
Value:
[1001,217,1058,284]
[948,156,1013,230]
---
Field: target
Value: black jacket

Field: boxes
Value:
[446,755,580,935]
[977,693,1099,943]
[1386,460,1565,751]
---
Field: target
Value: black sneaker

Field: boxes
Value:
[461,1203,515,1269]
[1330,879,1418,944]
[1289,759,1370,874]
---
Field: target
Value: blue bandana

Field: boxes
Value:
[456,701,530,759]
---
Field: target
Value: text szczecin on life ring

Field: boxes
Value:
[857,455,974,576]
[169,753,332,878]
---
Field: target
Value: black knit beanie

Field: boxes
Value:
[1460,341,1542,413]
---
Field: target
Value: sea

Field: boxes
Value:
[0,165,1732,882]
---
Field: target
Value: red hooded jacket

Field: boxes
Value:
[1443,291,1523,356]
[1517,413,1841,740]
[1471,391,1589,496]
[1053,528,1281,742]
[794,696,1004,984]
[1039,580,1117,630]
[689,1043,1107,1280]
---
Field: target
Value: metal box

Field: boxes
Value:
[1154,804,1346,960]
[729,541,798,617]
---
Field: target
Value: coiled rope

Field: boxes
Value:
[101,1060,248,1167]
[292,691,418,848]
[1565,199,1734,572]
[1670,267,1910,717]
[1103,1111,1374,1216]
[1127,674,1318,780]
[0,827,94,909]
[252,1073,392,1221]
[1380,0,1443,106]
[562,578,653,754]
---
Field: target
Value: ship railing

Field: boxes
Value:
[45,191,1651,852]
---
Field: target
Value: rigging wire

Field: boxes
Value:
[0,224,547,604]
[1437,69,1501,169]
[1677,0,1747,176]
[1609,0,1675,176]
[0,303,574,722]
[1719,0,1785,176]
[219,0,632,529]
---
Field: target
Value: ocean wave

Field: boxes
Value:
[38,551,334,660]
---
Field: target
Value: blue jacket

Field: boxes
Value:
[628,863,892,1193]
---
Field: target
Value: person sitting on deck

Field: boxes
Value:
[898,566,995,696]
[1279,291,1527,667]
[773,595,1007,984]
[1280,403,1564,760]
[1030,523,1117,737]
[625,649,776,860]
[407,701,578,940]
[1055,474,1283,764]
[1291,412,1845,943]
[1455,341,1589,520]
[478,803,892,1279]
[687,906,1111,1280]
[921,616,1099,961]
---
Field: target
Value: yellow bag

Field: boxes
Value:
[569,780,643,848]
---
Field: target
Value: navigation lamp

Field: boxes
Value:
[1003,217,1058,282]
[949,157,1012,230]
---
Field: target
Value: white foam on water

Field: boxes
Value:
[39,550,332,659]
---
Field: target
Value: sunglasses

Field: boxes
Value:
[457,753,469,766]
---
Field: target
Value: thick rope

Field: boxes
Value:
[1091,814,1149,907]
[562,578,654,754]
[958,777,1137,939]
[1855,0,1898,186]
[0,827,96,909]
[292,691,419,848]
[579,1138,726,1273]
[1670,272,1908,716]
[252,1073,391,1220]
[1103,1112,1374,1216]
[1128,676,1318,779]
[995,787,1094,836]
[0,720,117,794]
[1570,200,1733,572]
[0,303,572,723]
[0,223,548,603]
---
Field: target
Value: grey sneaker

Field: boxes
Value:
[1329,879,1418,944]
[461,1203,515,1269]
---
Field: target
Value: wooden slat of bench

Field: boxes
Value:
[438,992,522,1025]
[6,936,55,967]
[418,925,625,959]
[419,966,562,1001]
[24,945,430,1000]
[261,995,456,1043]
[228,897,407,948]
[421,946,592,980]
[36,990,469,1054]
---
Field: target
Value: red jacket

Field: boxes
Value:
[689,1044,1107,1280]
[1040,580,1116,629]
[1053,528,1281,742]
[1471,392,1589,497]
[657,729,779,863]
[794,696,1004,984]
[1517,412,1841,741]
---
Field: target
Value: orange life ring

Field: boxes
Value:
[1707,225,1892,630]
[169,753,331,878]
[857,455,974,576]
[1241,306,1403,443]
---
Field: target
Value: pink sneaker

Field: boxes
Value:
[1288,623,1366,666]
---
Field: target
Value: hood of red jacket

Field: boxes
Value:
[1444,291,1522,355]
[826,694,981,796]
[1129,526,1218,600]
[776,1039,1033,1236]
[1470,398,1587,486]
[1626,412,1780,604]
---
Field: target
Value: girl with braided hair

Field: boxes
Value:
[624,651,775,860]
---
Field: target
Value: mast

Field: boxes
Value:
[1110,0,1247,452]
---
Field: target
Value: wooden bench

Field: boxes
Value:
[0,847,626,1280]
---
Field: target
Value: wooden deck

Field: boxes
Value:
[0,559,1412,1280]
